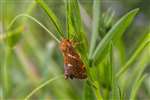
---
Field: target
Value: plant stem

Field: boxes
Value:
[93,81,103,100]
[89,0,101,59]
[3,46,11,99]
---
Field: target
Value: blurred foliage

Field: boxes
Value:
[0,0,150,100]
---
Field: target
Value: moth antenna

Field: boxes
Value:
[72,41,84,48]
[70,32,79,41]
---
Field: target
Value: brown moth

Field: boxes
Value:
[59,38,87,79]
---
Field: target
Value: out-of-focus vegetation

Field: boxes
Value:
[0,0,150,100]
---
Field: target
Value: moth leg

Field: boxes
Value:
[65,75,68,79]
[72,41,84,47]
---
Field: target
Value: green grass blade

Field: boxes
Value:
[25,1,36,14]
[65,0,75,38]
[92,8,139,64]
[116,33,150,78]
[66,0,86,37]
[93,81,103,100]
[35,0,64,39]
[7,14,60,43]
[24,75,63,100]
[109,42,113,89]
[115,39,126,66]
[130,74,148,100]
[103,42,113,99]
[3,47,11,98]
[129,49,149,100]
[118,38,149,97]
[83,81,95,100]
[65,0,86,38]
[65,0,88,58]
[70,0,84,33]
[89,0,101,59]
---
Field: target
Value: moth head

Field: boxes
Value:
[60,39,72,53]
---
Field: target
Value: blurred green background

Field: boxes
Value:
[0,0,150,99]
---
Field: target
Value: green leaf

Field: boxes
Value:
[130,74,147,100]
[67,0,84,34]
[116,33,150,78]
[3,46,12,98]
[35,0,64,39]
[65,0,75,38]
[89,0,101,58]
[110,44,124,99]
[119,40,149,99]
[65,0,88,58]
[93,81,103,100]
[83,81,95,100]
[92,8,139,65]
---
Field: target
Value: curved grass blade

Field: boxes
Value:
[130,74,148,100]
[35,0,64,39]
[24,75,63,100]
[117,40,149,100]
[7,14,60,43]
[130,47,149,99]
[89,0,101,59]
[92,8,139,64]
[116,33,150,78]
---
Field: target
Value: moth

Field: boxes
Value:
[59,38,87,79]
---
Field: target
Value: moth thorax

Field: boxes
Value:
[60,39,72,53]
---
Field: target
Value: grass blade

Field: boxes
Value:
[65,0,88,57]
[129,50,149,99]
[92,8,139,64]
[3,46,11,98]
[89,0,101,59]
[83,81,95,100]
[24,75,63,100]
[35,0,64,39]
[116,33,150,78]
[65,0,75,38]
[130,74,148,100]
[118,38,149,98]
[93,81,103,100]
[69,0,84,33]
[7,14,60,43]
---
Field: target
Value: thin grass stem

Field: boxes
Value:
[7,14,60,43]
[116,37,150,78]
[24,75,63,100]
[3,46,11,98]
